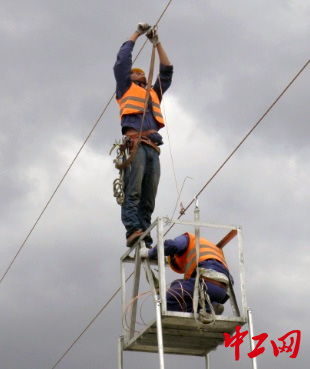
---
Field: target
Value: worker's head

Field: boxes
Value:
[131,68,146,85]
[167,255,183,274]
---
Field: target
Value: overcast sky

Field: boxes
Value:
[1,1,309,368]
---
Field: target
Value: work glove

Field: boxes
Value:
[136,22,151,35]
[139,246,150,259]
[146,27,159,45]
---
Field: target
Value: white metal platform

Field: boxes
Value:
[124,313,246,356]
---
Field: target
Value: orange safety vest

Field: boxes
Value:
[117,82,165,127]
[168,233,229,280]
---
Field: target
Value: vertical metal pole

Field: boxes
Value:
[205,353,210,369]
[247,307,258,369]
[237,226,248,318]
[129,245,141,339]
[143,259,165,369]
[117,336,124,369]
[157,217,167,314]
[194,199,200,247]
[120,259,126,336]
[193,200,201,316]
[194,199,201,263]
[155,294,165,369]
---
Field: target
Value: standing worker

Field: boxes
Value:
[141,232,233,314]
[113,23,173,247]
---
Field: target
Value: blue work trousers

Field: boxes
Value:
[121,144,160,239]
[166,278,228,313]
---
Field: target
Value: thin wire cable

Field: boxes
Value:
[163,111,180,196]
[164,58,310,236]
[170,176,192,220]
[155,0,173,26]
[122,290,152,332]
[158,76,181,202]
[0,0,175,286]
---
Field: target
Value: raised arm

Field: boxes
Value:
[156,42,171,66]
[146,27,173,98]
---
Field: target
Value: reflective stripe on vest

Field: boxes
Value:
[172,233,229,280]
[117,82,165,127]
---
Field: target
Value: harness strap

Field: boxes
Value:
[114,134,160,171]
[125,130,160,154]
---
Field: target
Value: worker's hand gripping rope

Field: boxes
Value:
[146,26,159,45]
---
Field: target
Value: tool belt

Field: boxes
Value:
[124,129,161,154]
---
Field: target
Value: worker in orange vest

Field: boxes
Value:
[113,23,173,247]
[141,233,233,314]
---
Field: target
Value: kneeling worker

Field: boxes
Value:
[141,232,233,314]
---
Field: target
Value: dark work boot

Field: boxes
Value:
[143,234,153,248]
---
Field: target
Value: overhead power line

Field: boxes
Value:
[0,0,174,287]
[49,57,309,368]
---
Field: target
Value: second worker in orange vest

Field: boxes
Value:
[113,23,173,247]
[141,233,233,314]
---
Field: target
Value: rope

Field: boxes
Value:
[113,177,125,205]
[0,0,175,286]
